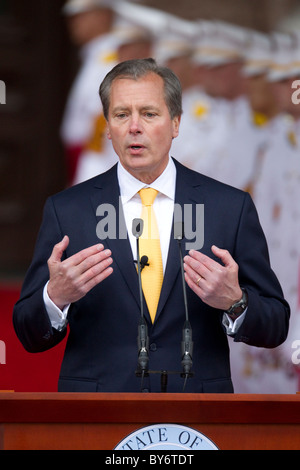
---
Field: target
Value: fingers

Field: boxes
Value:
[82,258,113,293]
[61,243,110,275]
[183,246,241,310]
[67,242,107,267]
[47,238,114,309]
[184,246,236,278]
[184,248,223,283]
[74,247,113,287]
[211,245,235,268]
[49,235,70,263]
[57,243,114,289]
[183,261,205,287]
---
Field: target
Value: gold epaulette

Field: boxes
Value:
[100,51,118,65]
[193,102,210,119]
[252,112,269,127]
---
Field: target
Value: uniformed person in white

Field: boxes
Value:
[60,0,121,183]
[173,20,251,182]
[231,32,300,394]
[152,21,201,170]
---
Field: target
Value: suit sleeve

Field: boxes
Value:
[13,197,68,352]
[232,192,290,348]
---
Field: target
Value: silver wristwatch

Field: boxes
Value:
[226,288,248,320]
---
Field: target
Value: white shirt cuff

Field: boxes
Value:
[222,308,247,335]
[43,281,70,331]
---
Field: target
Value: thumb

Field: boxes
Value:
[50,235,69,263]
[211,245,233,267]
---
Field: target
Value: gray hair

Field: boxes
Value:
[99,58,183,120]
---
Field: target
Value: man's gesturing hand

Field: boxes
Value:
[47,236,113,310]
[184,245,242,311]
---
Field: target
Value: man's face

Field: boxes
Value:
[66,9,113,46]
[106,72,180,183]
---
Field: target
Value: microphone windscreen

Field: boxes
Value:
[132,218,144,238]
[141,255,149,265]
[174,221,184,240]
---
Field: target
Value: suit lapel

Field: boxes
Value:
[90,165,141,310]
[155,160,204,322]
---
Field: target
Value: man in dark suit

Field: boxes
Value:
[13,58,290,393]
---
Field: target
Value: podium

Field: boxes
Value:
[0,393,299,450]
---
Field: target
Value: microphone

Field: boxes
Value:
[134,255,149,271]
[132,218,149,380]
[174,222,194,388]
[132,217,143,239]
[140,255,149,271]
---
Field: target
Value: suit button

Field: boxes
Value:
[150,343,157,351]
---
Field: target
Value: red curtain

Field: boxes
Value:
[0,284,67,392]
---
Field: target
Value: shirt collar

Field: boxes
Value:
[117,157,176,203]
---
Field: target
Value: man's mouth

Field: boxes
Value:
[128,144,145,155]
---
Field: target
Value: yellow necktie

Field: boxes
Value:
[138,188,163,323]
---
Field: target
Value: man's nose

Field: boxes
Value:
[129,115,142,134]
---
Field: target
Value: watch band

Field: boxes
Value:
[226,288,248,320]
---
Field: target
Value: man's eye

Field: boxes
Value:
[145,112,156,118]
[116,113,127,119]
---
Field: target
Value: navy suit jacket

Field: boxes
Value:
[13,159,290,393]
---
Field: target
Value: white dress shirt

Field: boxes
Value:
[44,157,244,333]
[118,156,176,272]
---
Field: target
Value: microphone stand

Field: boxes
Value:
[131,219,194,393]
[132,219,149,390]
[174,222,194,391]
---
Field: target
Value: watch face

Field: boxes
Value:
[228,289,248,316]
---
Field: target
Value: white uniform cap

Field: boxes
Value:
[192,20,248,67]
[112,1,168,36]
[152,14,197,65]
[242,30,272,77]
[112,16,153,45]
[111,1,160,46]
[62,0,118,16]
[165,15,199,41]
[112,1,199,39]
[153,32,193,65]
[267,32,296,81]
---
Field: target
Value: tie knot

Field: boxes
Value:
[139,188,158,206]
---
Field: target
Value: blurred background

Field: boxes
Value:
[0,0,300,393]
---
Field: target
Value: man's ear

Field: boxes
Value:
[106,125,111,140]
[172,115,181,139]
